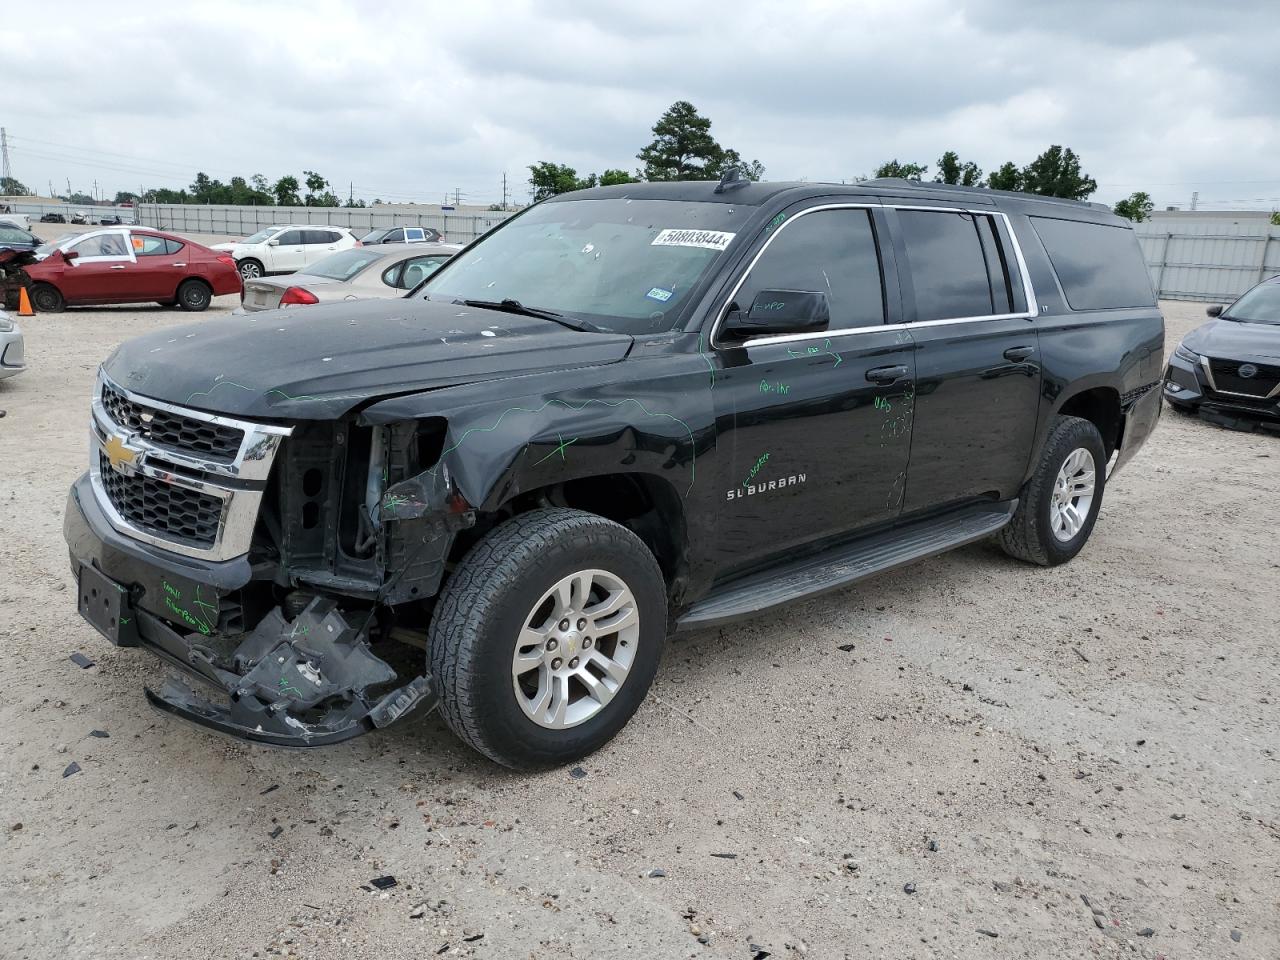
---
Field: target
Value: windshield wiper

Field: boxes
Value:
[459,298,600,333]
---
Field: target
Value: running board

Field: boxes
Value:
[676,500,1017,632]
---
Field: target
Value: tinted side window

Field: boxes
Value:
[164,238,184,255]
[276,230,304,245]
[1031,216,1156,310]
[897,211,995,321]
[734,208,885,331]
[133,235,169,256]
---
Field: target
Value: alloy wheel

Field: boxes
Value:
[1049,447,1096,542]
[511,568,640,729]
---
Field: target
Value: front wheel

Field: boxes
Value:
[30,283,64,313]
[999,415,1107,566]
[237,258,263,281]
[428,508,667,768]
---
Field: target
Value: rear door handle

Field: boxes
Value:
[866,364,908,384]
[109,265,127,270]
[1003,345,1035,362]
[171,262,186,267]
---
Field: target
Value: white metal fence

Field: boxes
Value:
[5,200,516,244]
[1134,215,1280,302]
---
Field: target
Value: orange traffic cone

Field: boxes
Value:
[17,286,34,317]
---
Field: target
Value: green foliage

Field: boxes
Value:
[934,151,983,187]
[272,175,301,207]
[1020,145,1096,200]
[1271,211,1280,227]
[113,191,139,204]
[598,169,638,186]
[636,100,761,182]
[986,161,1024,191]
[528,162,589,202]
[0,176,31,195]
[874,159,928,181]
[141,187,188,204]
[1112,191,1154,222]
[65,191,96,204]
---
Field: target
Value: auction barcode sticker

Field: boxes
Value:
[651,229,736,251]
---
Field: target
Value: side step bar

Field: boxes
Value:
[675,500,1017,632]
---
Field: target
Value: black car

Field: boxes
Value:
[40,212,67,224]
[0,222,42,252]
[358,225,443,245]
[96,214,123,226]
[1164,276,1280,432]
[65,176,1164,766]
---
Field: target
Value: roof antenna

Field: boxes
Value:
[714,166,749,194]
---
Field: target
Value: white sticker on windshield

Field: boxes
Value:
[651,229,736,251]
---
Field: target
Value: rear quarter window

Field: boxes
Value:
[1031,216,1155,310]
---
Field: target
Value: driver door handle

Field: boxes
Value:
[1003,345,1035,362]
[109,265,127,270]
[866,364,908,384]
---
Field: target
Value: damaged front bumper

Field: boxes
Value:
[65,474,437,747]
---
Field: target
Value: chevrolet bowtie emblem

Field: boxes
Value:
[103,433,138,472]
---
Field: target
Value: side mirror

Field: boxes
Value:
[722,289,831,340]
[62,249,79,262]
[1206,304,1223,318]
[267,239,280,246]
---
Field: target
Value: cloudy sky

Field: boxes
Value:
[4,0,1277,210]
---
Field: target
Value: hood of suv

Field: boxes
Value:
[103,297,635,420]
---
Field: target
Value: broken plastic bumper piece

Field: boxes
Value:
[144,597,437,747]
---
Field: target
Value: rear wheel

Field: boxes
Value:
[237,258,263,281]
[999,415,1107,566]
[176,279,212,312]
[428,508,666,769]
[31,283,64,313]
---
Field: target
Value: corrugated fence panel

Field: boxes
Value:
[1135,218,1280,301]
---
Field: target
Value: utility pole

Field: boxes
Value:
[1190,191,1199,211]
[93,179,99,202]
[348,180,353,206]
[454,187,461,207]
[0,127,11,189]
[501,172,510,211]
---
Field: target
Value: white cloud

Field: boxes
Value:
[2,0,1276,209]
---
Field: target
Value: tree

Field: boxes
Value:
[113,191,139,204]
[1270,211,1280,227]
[528,162,590,202]
[1020,145,1096,200]
[273,175,301,207]
[598,169,638,186]
[66,191,96,204]
[934,151,983,187]
[986,161,1023,191]
[717,150,765,182]
[0,176,31,196]
[874,159,928,181]
[637,100,753,181]
[1113,191,1154,222]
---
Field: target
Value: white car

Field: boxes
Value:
[0,308,25,380]
[212,224,361,282]
[0,211,31,230]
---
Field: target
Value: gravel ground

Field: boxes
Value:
[0,296,1276,960]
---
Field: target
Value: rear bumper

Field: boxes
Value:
[64,473,437,747]
[1112,382,1163,475]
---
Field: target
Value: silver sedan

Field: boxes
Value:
[0,309,24,379]
[237,243,460,313]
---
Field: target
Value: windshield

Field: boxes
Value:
[242,227,281,244]
[419,198,746,334]
[360,228,390,243]
[1224,283,1280,325]
[35,232,79,256]
[303,248,386,281]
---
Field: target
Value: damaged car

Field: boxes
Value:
[65,175,1163,767]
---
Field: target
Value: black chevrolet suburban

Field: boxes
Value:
[65,176,1164,767]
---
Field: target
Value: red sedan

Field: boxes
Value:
[26,228,241,312]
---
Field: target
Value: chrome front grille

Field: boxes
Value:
[89,371,292,561]
[98,452,223,547]
[101,380,244,461]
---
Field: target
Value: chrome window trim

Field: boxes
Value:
[89,370,292,561]
[708,203,1038,350]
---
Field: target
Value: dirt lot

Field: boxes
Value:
[0,296,1276,960]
